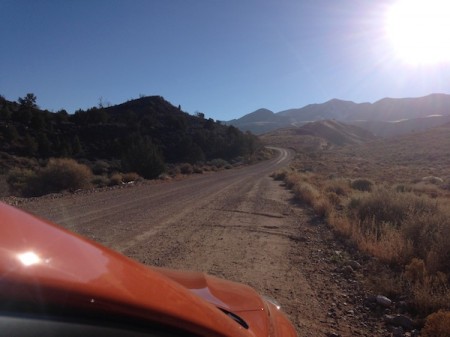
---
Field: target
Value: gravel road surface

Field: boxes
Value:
[10,148,386,336]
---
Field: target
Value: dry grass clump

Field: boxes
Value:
[7,158,93,197]
[403,259,450,315]
[292,182,320,204]
[109,173,123,186]
[179,163,194,174]
[324,178,350,196]
[271,169,289,181]
[6,168,37,196]
[348,188,438,233]
[90,171,141,188]
[91,175,110,187]
[209,158,229,169]
[33,158,92,195]
[122,172,140,182]
[422,310,450,337]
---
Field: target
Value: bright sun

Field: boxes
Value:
[385,0,450,65]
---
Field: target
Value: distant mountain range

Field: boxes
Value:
[228,93,450,137]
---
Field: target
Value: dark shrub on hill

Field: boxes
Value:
[121,137,165,179]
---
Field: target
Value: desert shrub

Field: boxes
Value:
[92,160,110,175]
[350,178,373,192]
[122,172,140,183]
[357,224,413,265]
[202,165,212,172]
[324,178,350,196]
[10,158,93,197]
[271,170,288,181]
[209,158,229,168]
[349,189,406,231]
[32,158,93,195]
[327,210,354,238]
[193,165,203,174]
[91,175,110,187]
[292,182,320,205]
[6,168,37,196]
[167,165,181,176]
[395,184,413,193]
[179,163,193,174]
[349,188,438,232]
[121,138,165,179]
[422,310,450,337]
[404,258,427,284]
[412,182,442,198]
[411,279,450,315]
[325,191,341,206]
[402,211,450,273]
[284,171,310,189]
[422,176,444,185]
[312,197,332,218]
[109,173,123,186]
[426,216,450,276]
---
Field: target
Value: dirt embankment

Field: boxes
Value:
[7,148,388,336]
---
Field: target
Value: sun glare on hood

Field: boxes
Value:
[17,251,42,267]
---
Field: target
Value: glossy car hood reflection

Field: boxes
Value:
[0,202,248,337]
[0,202,297,337]
[155,267,264,312]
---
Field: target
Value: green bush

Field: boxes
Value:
[121,137,165,179]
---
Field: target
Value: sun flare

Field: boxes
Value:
[385,0,450,65]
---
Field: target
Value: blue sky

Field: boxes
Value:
[1,0,449,121]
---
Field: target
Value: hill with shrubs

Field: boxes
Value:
[0,94,262,197]
[261,119,376,151]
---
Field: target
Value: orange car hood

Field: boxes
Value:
[0,202,252,337]
[155,267,264,312]
[0,202,297,337]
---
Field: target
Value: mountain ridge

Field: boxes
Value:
[229,93,450,136]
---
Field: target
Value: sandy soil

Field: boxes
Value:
[7,149,388,336]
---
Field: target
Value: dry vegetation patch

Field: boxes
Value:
[272,124,450,331]
[7,158,93,197]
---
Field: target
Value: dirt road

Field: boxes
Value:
[10,149,385,336]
